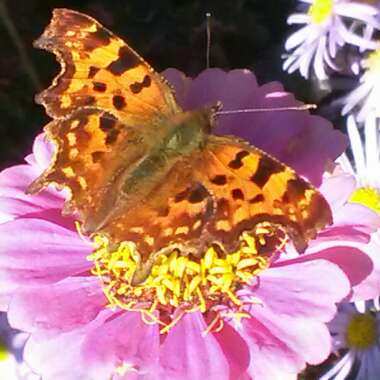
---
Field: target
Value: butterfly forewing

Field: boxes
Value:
[27,108,152,227]
[34,8,180,125]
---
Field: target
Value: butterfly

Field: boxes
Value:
[27,9,332,284]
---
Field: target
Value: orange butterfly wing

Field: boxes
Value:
[98,135,332,282]
[34,8,180,124]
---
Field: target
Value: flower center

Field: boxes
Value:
[345,312,378,350]
[350,187,380,215]
[308,0,334,24]
[364,48,380,74]
[88,232,276,333]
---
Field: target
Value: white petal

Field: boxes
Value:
[342,80,374,116]
[336,153,355,175]
[339,26,380,49]
[356,86,379,123]
[364,114,379,177]
[287,13,310,24]
[319,352,354,380]
[336,3,380,21]
[299,45,316,77]
[285,25,311,50]
[313,36,328,79]
[334,352,356,380]
[347,115,366,175]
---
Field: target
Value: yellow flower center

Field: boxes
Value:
[350,187,380,215]
[345,312,378,350]
[308,0,334,24]
[0,340,9,361]
[88,231,278,334]
[364,48,380,74]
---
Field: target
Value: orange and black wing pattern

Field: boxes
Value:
[34,8,180,125]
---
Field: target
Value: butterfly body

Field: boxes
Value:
[83,107,214,234]
[27,9,333,284]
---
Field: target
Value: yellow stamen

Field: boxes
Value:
[88,231,274,333]
[202,314,223,337]
[350,187,380,215]
[346,312,378,350]
[308,0,334,24]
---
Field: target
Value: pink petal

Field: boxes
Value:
[257,260,349,320]
[319,173,356,211]
[0,164,64,220]
[276,247,373,292]
[211,321,250,379]
[24,311,112,380]
[238,260,349,377]
[31,133,54,171]
[8,277,106,333]
[0,219,92,292]
[332,203,380,234]
[159,312,232,380]
[350,234,380,301]
[82,311,160,380]
[241,316,300,380]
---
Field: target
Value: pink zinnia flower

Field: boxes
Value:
[0,69,378,380]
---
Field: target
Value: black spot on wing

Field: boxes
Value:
[188,185,209,204]
[211,175,227,185]
[130,75,152,94]
[93,82,107,92]
[174,183,210,204]
[107,46,141,76]
[249,194,265,203]
[231,188,244,200]
[99,113,117,132]
[112,95,126,110]
[83,28,112,51]
[228,150,249,169]
[250,158,284,188]
[105,129,120,145]
[88,66,100,78]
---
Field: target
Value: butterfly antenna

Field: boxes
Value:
[215,104,317,116]
[206,12,211,69]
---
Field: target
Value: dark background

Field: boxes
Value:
[0,0,338,170]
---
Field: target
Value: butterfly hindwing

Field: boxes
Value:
[94,135,332,278]
[199,136,332,253]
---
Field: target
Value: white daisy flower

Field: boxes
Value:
[342,49,380,123]
[320,300,380,379]
[338,114,380,201]
[283,0,380,79]
[322,115,380,379]
[0,314,39,380]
